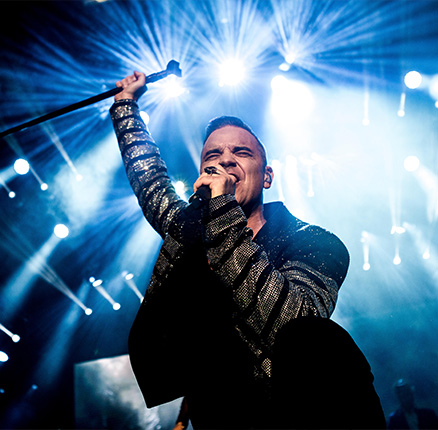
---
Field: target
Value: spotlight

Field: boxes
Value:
[393,255,401,265]
[218,59,245,87]
[84,308,93,316]
[270,75,314,121]
[163,76,186,98]
[285,52,297,64]
[279,62,290,72]
[124,273,134,281]
[0,323,20,343]
[140,111,150,125]
[13,159,30,175]
[75,174,83,182]
[391,226,406,235]
[403,155,420,172]
[40,183,48,191]
[54,224,69,239]
[112,303,121,311]
[362,262,371,271]
[92,279,103,287]
[173,180,187,199]
[8,191,15,199]
[404,71,422,89]
[423,250,430,260]
[0,351,8,363]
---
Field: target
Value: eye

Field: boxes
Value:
[204,152,219,161]
[236,149,252,157]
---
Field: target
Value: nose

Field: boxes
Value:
[218,150,236,168]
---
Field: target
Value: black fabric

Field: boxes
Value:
[388,408,438,429]
[271,317,386,429]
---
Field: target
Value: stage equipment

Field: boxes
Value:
[0,60,182,139]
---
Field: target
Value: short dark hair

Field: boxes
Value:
[203,116,267,167]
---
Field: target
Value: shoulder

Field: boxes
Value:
[265,202,350,286]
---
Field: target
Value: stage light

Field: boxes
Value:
[13,159,30,175]
[404,155,420,172]
[112,303,121,311]
[8,191,15,199]
[0,323,20,343]
[285,52,297,64]
[40,183,48,191]
[218,59,245,87]
[361,231,370,271]
[0,351,8,363]
[140,111,150,125]
[173,180,187,200]
[76,174,83,182]
[404,71,422,89]
[270,75,314,122]
[85,308,93,316]
[391,226,406,235]
[123,272,143,302]
[423,250,431,260]
[163,76,186,98]
[92,279,103,287]
[398,92,406,117]
[54,224,69,239]
[393,255,401,265]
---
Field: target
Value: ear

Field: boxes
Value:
[263,166,274,189]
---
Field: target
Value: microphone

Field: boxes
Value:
[188,185,211,208]
[188,166,217,208]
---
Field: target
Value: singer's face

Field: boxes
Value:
[201,126,270,212]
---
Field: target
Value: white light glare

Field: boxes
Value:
[404,155,420,172]
[0,323,20,343]
[163,76,186,98]
[0,351,9,363]
[219,59,245,87]
[85,308,93,316]
[271,76,314,121]
[404,71,422,89]
[391,226,406,235]
[140,111,150,125]
[112,303,121,311]
[423,250,430,260]
[174,180,187,199]
[92,279,103,287]
[40,183,48,191]
[54,224,69,239]
[14,159,30,175]
[393,255,401,265]
[8,191,15,199]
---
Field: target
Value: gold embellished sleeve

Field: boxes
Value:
[110,99,187,238]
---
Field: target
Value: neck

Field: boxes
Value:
[246,204,266,237]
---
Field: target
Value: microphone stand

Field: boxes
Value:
[0,60,182,139]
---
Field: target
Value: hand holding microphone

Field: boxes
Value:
[189,165,237,207]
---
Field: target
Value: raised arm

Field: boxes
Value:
[110,72,187,238]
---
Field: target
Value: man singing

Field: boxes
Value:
[110,71,385,429]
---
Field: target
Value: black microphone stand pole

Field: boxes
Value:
[0,60,182,139]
